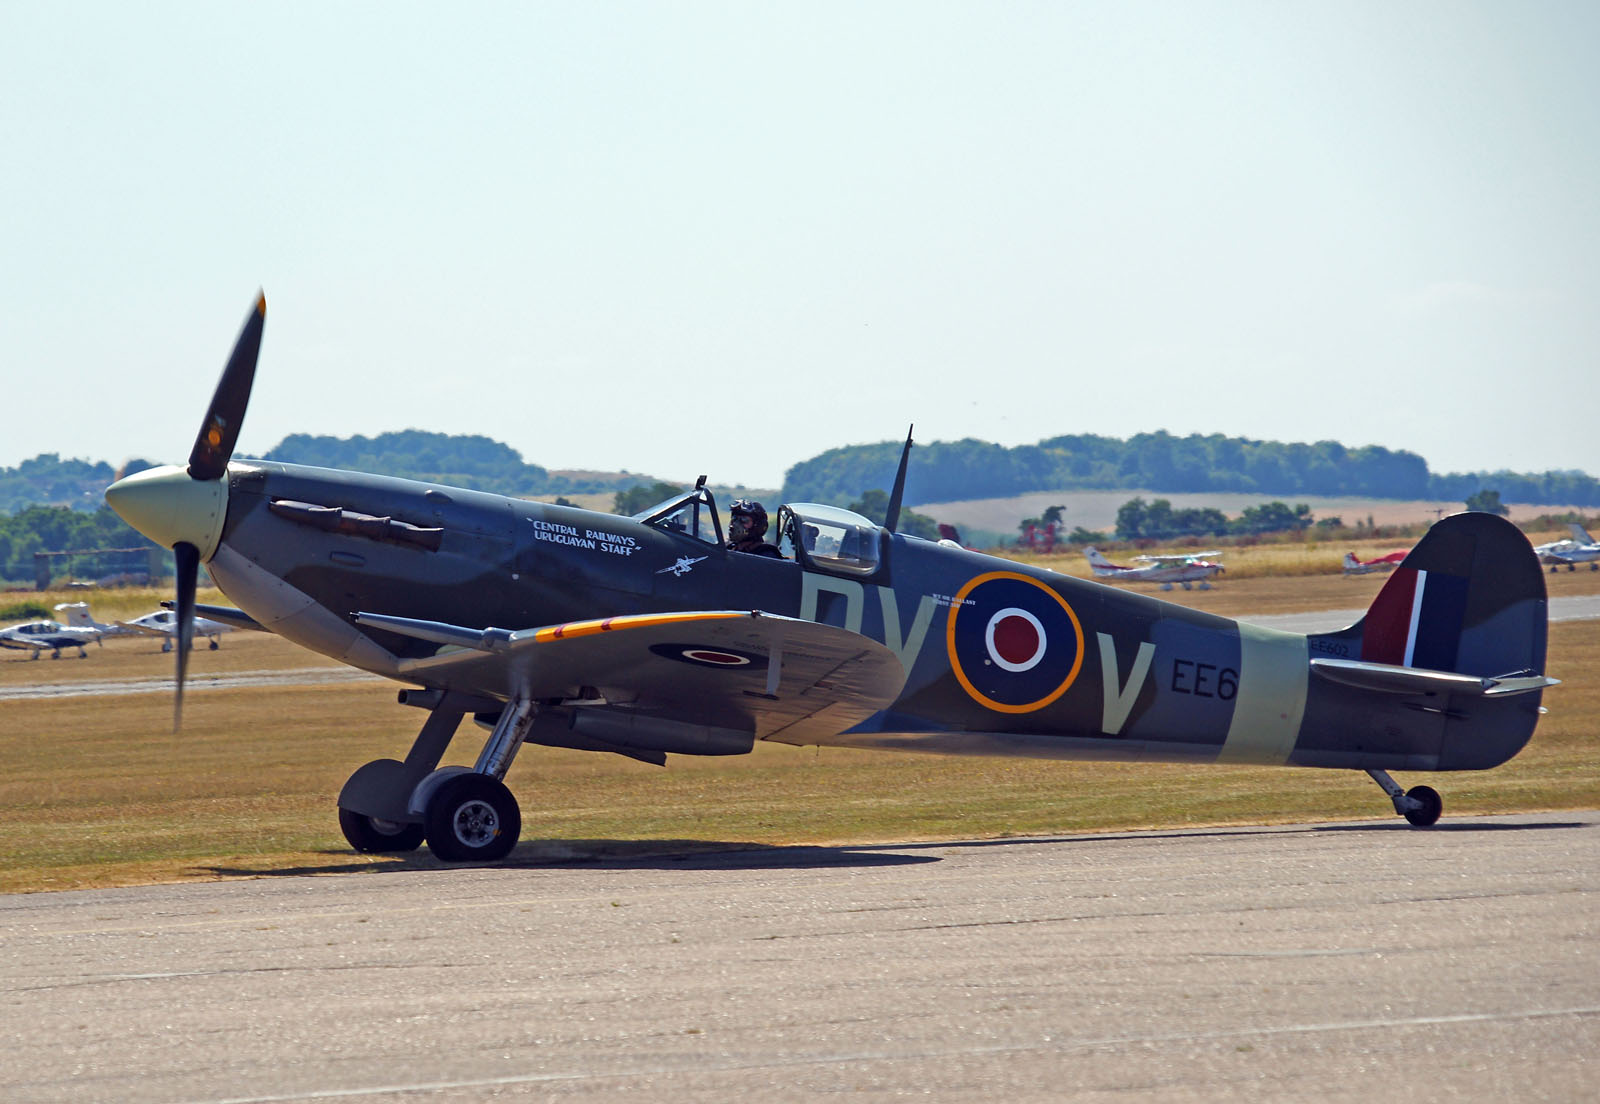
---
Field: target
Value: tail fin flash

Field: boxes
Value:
[1342,552,1360,572]
[1571,522,1596,546]
[1356,512,1546,676]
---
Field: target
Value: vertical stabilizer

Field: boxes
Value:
[1354,513,1546,678]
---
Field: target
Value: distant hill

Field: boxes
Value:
[779,431,1600,510]
[0,434,763,523]
[0,454,119,514]
[260,431,619,497]
[5,427,1596,520]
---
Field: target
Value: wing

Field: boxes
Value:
[160,601,267,632]
[115,620,173,638]
[352,609,906,744]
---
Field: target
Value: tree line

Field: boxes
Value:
[262,431,626,496]
[778,431,1600,508]
[0,505,156,587]
[1112,497,1316,541]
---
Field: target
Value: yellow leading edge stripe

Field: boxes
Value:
[532,610,746,643]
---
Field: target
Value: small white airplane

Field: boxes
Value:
[116,607,235,651]
[1342,550,1408,576]
[1083,546,1224,590]
[0,617,104,659]
[1535,523,1600,573]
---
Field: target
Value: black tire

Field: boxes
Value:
[1403,785,1443,827]
[424,773,520,863]
[339,808,425,853]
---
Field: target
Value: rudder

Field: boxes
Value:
[1355,512,1546,678]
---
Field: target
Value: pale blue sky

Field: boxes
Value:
[4,2,1596,491]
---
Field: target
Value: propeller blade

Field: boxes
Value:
[188,292,266,481]
[173,541,199,731]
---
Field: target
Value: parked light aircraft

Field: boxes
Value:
[104,295,1559,861]
[1537,523,1600,572]
[1083,546,1224,590]
[117,608,234,651]
[1342,550,1408,576]
[55,601,133,636]
[0,618,102,659]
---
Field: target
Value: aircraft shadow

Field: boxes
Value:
[198,817,1593,880]
[199,838,941,880]
[1312,818,1591,834]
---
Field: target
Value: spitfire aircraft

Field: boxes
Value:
[105,295,1559,862]
[1083,546,1224,590]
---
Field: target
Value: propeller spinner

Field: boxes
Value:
[105,293,265,728]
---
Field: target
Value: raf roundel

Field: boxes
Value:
[648,643,768,671]
[946,572,1085,713]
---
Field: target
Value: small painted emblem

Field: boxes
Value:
[658,555,709,577]
[649,643,768,670]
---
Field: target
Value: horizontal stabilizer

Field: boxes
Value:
[1310,657,1559,698]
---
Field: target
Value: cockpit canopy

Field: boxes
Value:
[636,486,724,545]
[636,490,884,576]
[776,503,882,575]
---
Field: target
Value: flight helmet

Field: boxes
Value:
[729,499,768,539]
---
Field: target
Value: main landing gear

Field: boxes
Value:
[336,692,536,863]
[1365,769,1443,827]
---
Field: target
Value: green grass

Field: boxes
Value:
[2,617,1595,895]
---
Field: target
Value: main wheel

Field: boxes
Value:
[424,773,521,863]
[1403,785,1443,827]
[339,808,425,853]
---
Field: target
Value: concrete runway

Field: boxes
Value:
[1244,592,1600,634]
[2,813,1596,1102]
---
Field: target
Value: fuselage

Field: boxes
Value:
[172,460,1543,774]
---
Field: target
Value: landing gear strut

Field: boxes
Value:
[423,699,535,862]
[336,691,535,863]
[1365,769,1442,827]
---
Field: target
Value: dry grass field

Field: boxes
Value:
[2,565,1597,895]
[920,488,1596,542]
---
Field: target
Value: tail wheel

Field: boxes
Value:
[1403,785,1443,827]
[424,773,521,863]
[338,808,425,853]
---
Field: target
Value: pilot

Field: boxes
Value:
[727,500,783,558]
